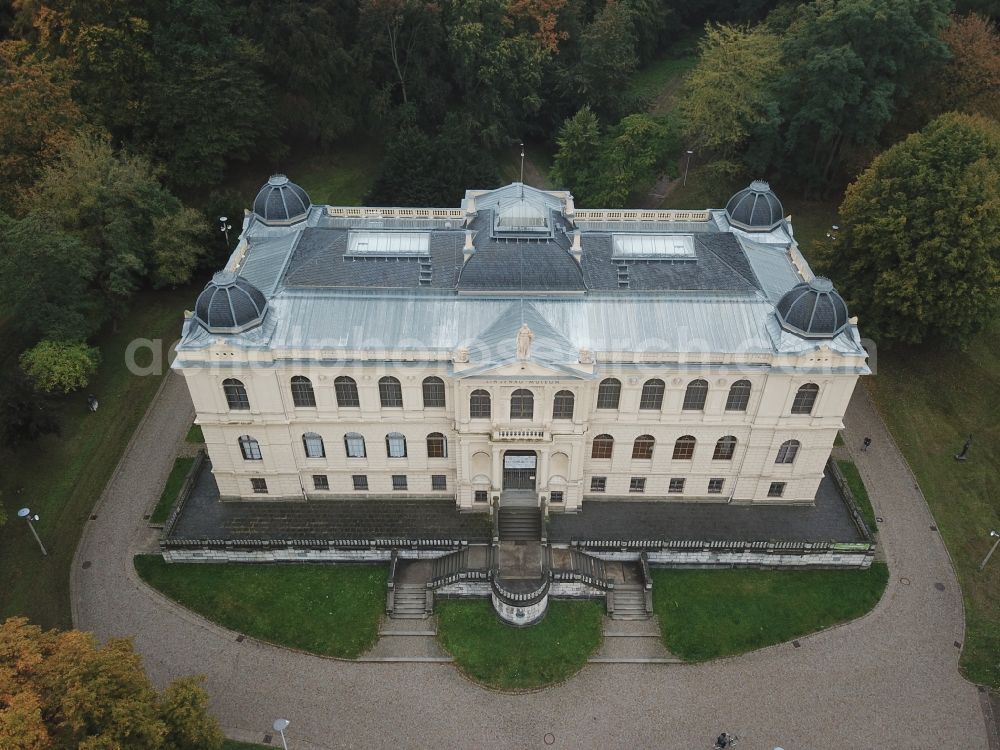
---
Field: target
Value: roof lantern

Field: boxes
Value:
[496,194,549,233]
[725,179,784,232]
[775,276,850,338]
[252,174,311,225]
[193,271,268,333]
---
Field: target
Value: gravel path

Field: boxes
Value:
[71,373,988,749]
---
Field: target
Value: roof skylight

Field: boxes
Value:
[611,234,696,259]
[346,231,430,257]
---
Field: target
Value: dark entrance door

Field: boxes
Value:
[503,450,537,490]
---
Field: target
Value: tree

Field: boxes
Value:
[551,106,605,202]
[680,23,783,165]
[29,134,207,318]
[0,40,83,211]
[576,0,639,119]
[19,340,100,394]
[0,373,61,451]
[828,112,1000,346]
[937,14,1000,121]
[778,0,952,186]
[0,617,224,750]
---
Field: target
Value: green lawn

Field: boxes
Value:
[836,460,877,535]
[185,423,204,444]
[150,457,195,524]
[223,741,271,750]
[652,564,889,662]
[628,56,697,115]
[0,287,194,628]
[435,599,603,691]
[868,322,1000,686]
[134,556,387,659]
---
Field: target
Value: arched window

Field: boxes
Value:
[238,435,262,460]
[632,435,655,460]
[223,378,249,410]
[344,432,366,458]
[334,376,360,407]
[379,376,403,408]
[682,379,708,410]
[510,389,534,419]
[672,435,696,460]
[552,390,575,419]
[597,378,622,409]
[639,379,665,410]
[302,432,325,458]
[385,432,407,458]
[791,383,819,415]
[290,376,316,408]
[426,432,447,458]
[775,439,800,464]
[422,376,446,408]
[713,436,737,460]
[470,389,491,418]
[591,434,614,459]
[725,380,751,412]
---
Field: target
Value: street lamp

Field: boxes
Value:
[978,530,1000,571]
[219,216,232,247]
[17,508,47,556]
[272,718,290,750]
[683,150,694,187]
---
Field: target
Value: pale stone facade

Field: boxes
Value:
[175,179,869,511]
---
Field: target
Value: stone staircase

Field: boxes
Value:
[390,583,430,619]
[590,616,680,663]
[498,507,542,541]
[608,583,650,620]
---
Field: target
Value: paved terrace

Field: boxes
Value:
[169,461,862,544]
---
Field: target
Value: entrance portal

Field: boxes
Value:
[502,450,537,491]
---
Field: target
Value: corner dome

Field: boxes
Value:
[775,276,850,339]
[252,174,310,225]
[725,179,784,232]
[193,271,268,333]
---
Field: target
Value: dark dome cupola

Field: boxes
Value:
[252,174,311,225]
[193,271,268,333]
[725,179,784,232]
[775,276,850,339]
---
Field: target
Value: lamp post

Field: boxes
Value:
[219,216,232,247]
[683,150,694,187]
[978,530,1000,571]
[17,508,47,556]
[272,718,290,750]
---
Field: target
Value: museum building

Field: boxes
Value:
[173,177,870,512]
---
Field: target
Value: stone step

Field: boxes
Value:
[593,634,674,661]
[363,634,449,660]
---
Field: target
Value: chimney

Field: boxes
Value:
[570,230,582,264]
[463,230,475,262]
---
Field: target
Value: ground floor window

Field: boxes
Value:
[392,475,408,491]
[707,478,724,494]
[474,490,488,503]
[768,481,786,498]
[312,475,329,491]
[668,478,685,494]
[550,491,564,503]
[590,476,606,493]
[250,478,268,494]
[431,475,447,491]
[352,475,368,491]
[629,477,646,493]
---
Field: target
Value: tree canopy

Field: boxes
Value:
[827,112,1000,347]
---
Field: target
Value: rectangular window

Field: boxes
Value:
[250,478,268,494]
[768,481,786,498]
[474,490,488,503]
[352,475,368,491]
[431,475,447,491]
[392,475,408,491]
[708,478,724,494]
[590,476,607,493]
[668,478,685,494]
[550,491,564,503]
[629,477,646,493]
[313,475,330,491]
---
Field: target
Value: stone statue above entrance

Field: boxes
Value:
[516,323,534,360]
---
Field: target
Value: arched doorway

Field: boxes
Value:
[503,450,537,490]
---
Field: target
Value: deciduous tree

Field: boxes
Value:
[19,340,100,394]
[829,112,1000,346]
[577,0,639,119]
[937,13,1000,120]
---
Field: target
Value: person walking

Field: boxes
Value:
[862,436,872,452]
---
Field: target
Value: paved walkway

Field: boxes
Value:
[72,373,988,749]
